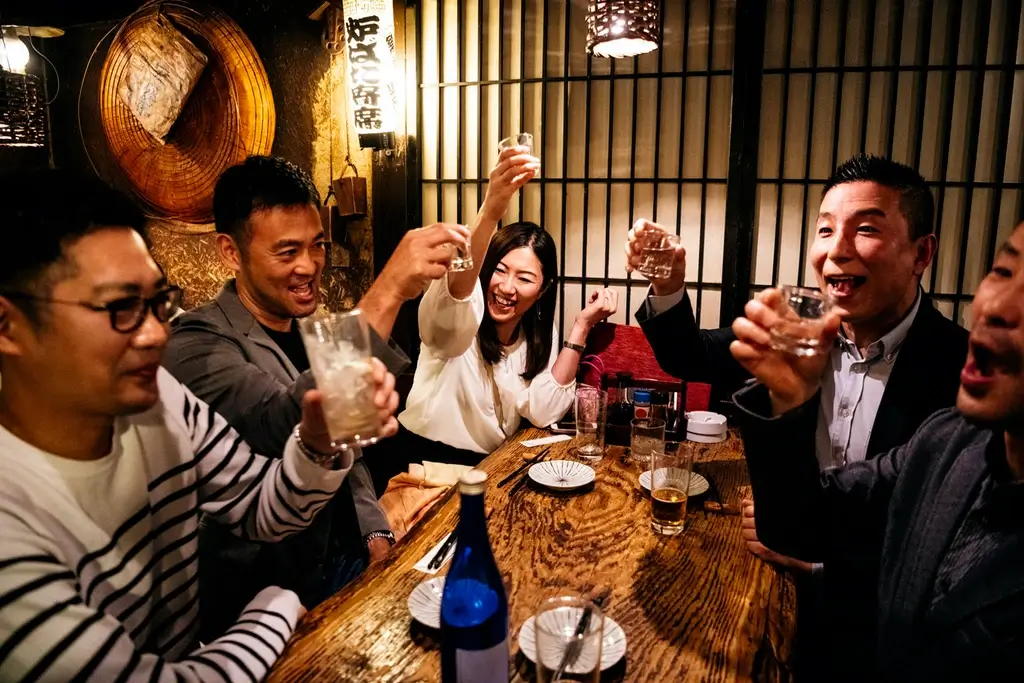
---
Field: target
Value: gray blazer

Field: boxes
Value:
[163,280,410,535]
[735,387,1024,680]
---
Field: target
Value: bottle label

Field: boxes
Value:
[635,406,650,419]
[455,639,509,683]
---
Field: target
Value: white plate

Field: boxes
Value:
[638,469,710,497]
[518,611,627,671]
[407,576,445,629]
[529,460,596,490]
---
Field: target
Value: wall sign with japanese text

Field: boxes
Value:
[343,0,399,148]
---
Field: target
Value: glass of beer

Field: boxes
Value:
[298,309,381,449]
[534,596,604,683]
[636,229,680,280]
[498,132,533,153]
[649,441,694,535]
[768,285,834,357]
[574,386,608,460]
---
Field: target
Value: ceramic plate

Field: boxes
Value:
[407,576,445,629]
[638,469,710,497]
[529,460,596,490]
[518,611,627,671]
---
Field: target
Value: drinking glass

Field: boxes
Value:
[298,310,381,449]
[498,132,533,153]
[630,418,666,462]
[636,229,680,280]
[535,596,604,683]
[650,441,694,535]
[447,226,473,272]
[768,285,834,357]
[574,386,607,460]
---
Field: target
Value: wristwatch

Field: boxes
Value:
[562,340,586,353]
[293,426,346,471]
[365,530,396,547]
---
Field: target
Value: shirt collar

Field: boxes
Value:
[835,288,922,363]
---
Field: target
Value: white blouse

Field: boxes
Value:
[398,275,576,454]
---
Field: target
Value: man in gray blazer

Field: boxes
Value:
[164,156,470,638]
[730,221,1024,679]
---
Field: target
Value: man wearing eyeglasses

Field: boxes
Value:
[0,169,399,681]
[162,156,470,639]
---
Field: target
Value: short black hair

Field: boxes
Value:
[477,222,558,381]
[0,168,145,322]
[823,154,934,241]
[213,156,321,247]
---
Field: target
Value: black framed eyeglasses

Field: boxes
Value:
[1,286,184,333]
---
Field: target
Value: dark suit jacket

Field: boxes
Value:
[163,281,410,636]
[639,290,969,678]
[735,397,1024,680]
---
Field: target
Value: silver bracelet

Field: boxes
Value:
[365,530,396,547]
[293,426,345,471]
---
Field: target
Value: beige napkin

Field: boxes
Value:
[379,461,472,540]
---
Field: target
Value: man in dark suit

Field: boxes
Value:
[729,221,1024,679]
[627,155,969,679]
[163,156,469,639]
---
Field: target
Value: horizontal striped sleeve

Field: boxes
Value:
[0,517,301,682]
[161,379,351,542]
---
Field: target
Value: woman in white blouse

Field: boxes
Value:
[390,146,618,469]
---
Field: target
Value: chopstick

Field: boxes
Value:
[497,446,552,488]
[427,532,458,570]
[552,590,611,682]
[507,447,552,498]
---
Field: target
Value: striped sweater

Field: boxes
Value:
[0,369,352,681]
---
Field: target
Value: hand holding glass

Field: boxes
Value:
[446,225,473,272]
[635,227,680,280]
[298,310,381,449]
[768,285,835,357]
[498,132,533,153]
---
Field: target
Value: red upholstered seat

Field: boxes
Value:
[577,322,711,412]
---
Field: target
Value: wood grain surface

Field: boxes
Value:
[267,429,797,682]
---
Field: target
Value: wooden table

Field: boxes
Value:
[268,429,797,682]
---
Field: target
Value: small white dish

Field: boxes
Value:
[685,411,728,436]
[518,612,627,671]
[529,460,596,490]
[686,431,727,444]
[638,469,710,497]
[407,576,445,629]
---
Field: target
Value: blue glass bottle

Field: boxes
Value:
[440,469,509,683]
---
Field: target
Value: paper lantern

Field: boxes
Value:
[586,0,660,59]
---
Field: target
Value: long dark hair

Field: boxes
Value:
[477,222,558,381]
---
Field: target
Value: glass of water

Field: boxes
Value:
[534,596,604,683]
[630,418,665,463]
[636,229,680,280]
[574,386,607,460]
[298,309,381,449]
[650,441,694,535]
[768,285,835,357]
[498,132,533,153]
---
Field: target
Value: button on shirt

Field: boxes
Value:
[646,287,923,471]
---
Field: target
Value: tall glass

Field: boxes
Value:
[298,309,381,449]
[574,386,607,460]
[650,441,694,535]
[769,285,834,357]
[630,418,666,462]
[535,596,604,683]
[498,132,533,153]
[636,230,680,280]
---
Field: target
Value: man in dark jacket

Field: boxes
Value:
[627,155,968,679]
[729,221,1024,679]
